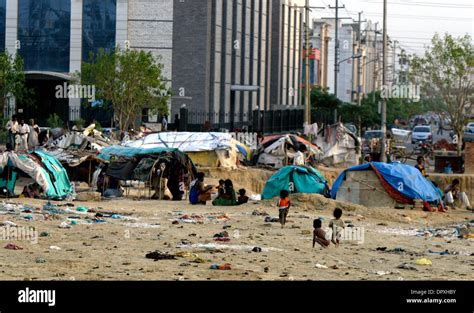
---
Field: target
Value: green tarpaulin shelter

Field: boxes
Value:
[261,166,329,200]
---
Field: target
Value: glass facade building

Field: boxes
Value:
[18,0,71,72]
[0,0,5,52]
[82,0,117,62]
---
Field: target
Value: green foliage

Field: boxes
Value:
[0,117,8,144]
[46,113,64,129]
[0,52,34,116]
[409,33,473,152]
[81,48,171,132]
[92,120,103,131]
[75,118,86,129]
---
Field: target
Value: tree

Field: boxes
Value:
[310,86,342,126]
[409,33,474,153]
[0,52,32,117]
[81,48,171,132]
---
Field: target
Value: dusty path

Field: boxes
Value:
[0,196,472,281]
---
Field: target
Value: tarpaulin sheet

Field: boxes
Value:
[123,132,238,152]
[262,166,328,200]
[331,162,442,203]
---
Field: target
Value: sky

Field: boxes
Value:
[311,0,474,55]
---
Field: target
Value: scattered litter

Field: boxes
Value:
[397,263,418,271]
[301,230,311,235]
[264,216,279,223]
[210,263,231,270]
[59,222,71,229]
[111,214,122,219]
[415,258,432,266]
[249,194,261,201]
[5,243,23,250]
[35,257,47,264]
[0,221,17,227]
[213,231,229,238]
[376,247,387,251]
[122,222,160,229]
[177,243,283,252]
[252,247,262,253]
[192,257,206,264]
[145,250,176,261]
[329,265,339,269]
[76,206,88,212]
[39,232,50,237]
[315,264,328,269]
[49,246,61,250]
[368,270,391,276]
[252,210,268,216]
[428,249,450,255]
[214,237,230,242]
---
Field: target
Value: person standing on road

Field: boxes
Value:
[27,119,40,150]
[18,119,30,151]
[161,115,168,132]
[5,115,18,149]
[437,117,444,135]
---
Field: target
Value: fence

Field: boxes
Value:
[179,108,304,134]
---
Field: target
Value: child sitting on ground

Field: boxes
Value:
[329,208,345,247]
[313,219,330,248]
[278,190,291,228]
[237,189,249,205]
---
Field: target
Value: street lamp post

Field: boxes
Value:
[380,0,388,163]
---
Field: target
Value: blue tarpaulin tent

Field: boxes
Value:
[331,162,442,203]
[262,166,328,200]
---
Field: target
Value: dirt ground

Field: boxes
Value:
[0,193,472,281]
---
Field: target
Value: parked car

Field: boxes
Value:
[412,126,432,144]
[466,122,474,133]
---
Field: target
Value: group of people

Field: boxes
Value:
[189,172,249,206]
[5,115,40,151]
[415,156,472,211]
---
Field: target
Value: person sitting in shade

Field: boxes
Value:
[414,156,429,178]
[189,172,213,205]
[212,179,238,206]
[444,179,472,211]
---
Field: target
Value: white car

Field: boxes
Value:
[467,122,474,133]
[412,126,432,144]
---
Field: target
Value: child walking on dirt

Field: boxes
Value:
[313,219,330,248]
[278,190,291,228]
[329,208,345,247]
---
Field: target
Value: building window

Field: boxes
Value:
[18,0,71,72]
[0,0,5,52]
[82,0,116,62]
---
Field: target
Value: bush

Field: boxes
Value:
[46,114,64,129]
[75,118,86,129]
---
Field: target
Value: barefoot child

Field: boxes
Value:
[329,208,345,247]
[278,190,291,228]
[313,219,330,248]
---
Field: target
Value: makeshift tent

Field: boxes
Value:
[99,146,197,200]
[261,166,329,200]
[331,162,442,207]
[122,132,250,169]
[257,134,321,169]
[314,123,360,168]
[0,151,73,199]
